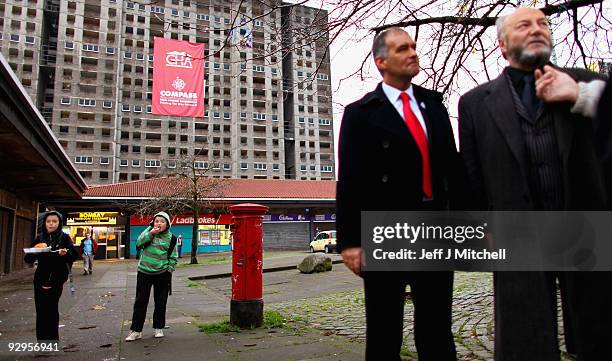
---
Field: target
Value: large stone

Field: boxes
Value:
[297,254,332,273]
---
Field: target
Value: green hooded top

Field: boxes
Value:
[136,211,178,275]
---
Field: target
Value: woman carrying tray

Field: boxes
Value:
[24,211,78,341]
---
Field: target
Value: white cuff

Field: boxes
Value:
[571,80,606,118]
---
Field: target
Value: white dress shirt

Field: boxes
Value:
[381,82,428,137]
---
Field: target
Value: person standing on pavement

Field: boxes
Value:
[458,8,610,360]
[80,233,98,275]
[125,211,178,341]
[336,27,466,361]
[177,234,183,258]
[24,211,79,341]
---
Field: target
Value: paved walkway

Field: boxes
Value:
[0,252,575,361]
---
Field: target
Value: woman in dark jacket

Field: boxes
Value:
[24,211,78,341]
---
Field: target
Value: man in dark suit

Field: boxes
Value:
[336,27,465,361]
[459,7,610,361]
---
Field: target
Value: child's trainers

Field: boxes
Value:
[125,331,142,342]
[154,329,164,338]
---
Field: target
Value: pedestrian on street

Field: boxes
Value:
[459,7,611,360]
[177,234,183,258]
[24,211,78,341]
[125,211,178,341]
[336,27,467,361]
[80,233,98,275]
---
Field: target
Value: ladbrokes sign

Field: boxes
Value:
[152,38,205,117]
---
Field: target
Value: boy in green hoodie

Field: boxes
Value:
[126,211,178,341]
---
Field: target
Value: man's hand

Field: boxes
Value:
[535,65,579,103]
[341,247,363,276]
[58,248,67,256]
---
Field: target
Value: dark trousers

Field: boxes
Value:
[494,271,612,361]
[363,271,456,361]
[34,282,63,341]
[130,271,170,332]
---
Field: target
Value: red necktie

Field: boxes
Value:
[399,92,432,198]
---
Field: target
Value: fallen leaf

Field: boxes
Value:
[92,305,106,311]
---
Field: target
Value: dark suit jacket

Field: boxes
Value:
[459,67,607,211]
[336,82,466,251]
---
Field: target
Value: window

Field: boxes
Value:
[197,14,209,21]
[171,9,179,16]
[132,159,141,167]
[214,16,221,23]
[146,105,152,113]
[183,11,190,18]
[100,157,110,165]
[224,18,230,24]
[310,165,316,171]
[213,111,220,118]
[145,159,161,167]
[213,62,220,70]
[122,104,130,111]
[10,34,20,42]
[65,41,74,49]
[223,63,230,71]
[60,97,71,105]
[240,163,248,170]
[298,117,305,124]
[120,159,128,167]
[308,118,314,124]
[134,105,142,113]
[271,114,279,121]
[252,65,264,73]
[194,161,208,169]
[240,63,246,70]
[300,165,307,171]
[271,68,277,75]
[254,163,267,171]
[321,165,333,172]
[151,6,164,14]
[255,20,263,27]
[240,112,247,119]
[273,163,280,171]
[124,51,132,59]
[138,4,145,11]
[78,98,96,107]
[223,163,231,170]
[317,73,329,81]
[223,112,231,120]
[148,54,154,62]
[75,156,93,164]
[24,36,34,44]
[106,47,116,55]
[103,101,113,108]
[82,44,99,52]
[167,160,176,168]
[127,2,135,9]
[319,118,331,125]
[253,112,266,121]
[136,53,145,60]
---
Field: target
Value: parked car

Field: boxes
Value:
[309,230,337,253]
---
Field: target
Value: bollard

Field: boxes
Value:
[229,203,269,328]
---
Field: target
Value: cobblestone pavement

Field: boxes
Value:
[262,272,575,361]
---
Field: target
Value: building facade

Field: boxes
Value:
[0,0,335,185]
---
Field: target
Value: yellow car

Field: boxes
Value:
[309,230,337,253]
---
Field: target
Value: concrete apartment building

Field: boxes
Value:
[0,0,335,185]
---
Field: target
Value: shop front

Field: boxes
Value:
[65,212,128,259]
[129,214,233,258]
[262,212,336,250]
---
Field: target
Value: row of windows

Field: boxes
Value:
[118,159,161,168]
[240,163,280,171]
[298,117,332,125]
[75,156,110,165]
[300,165,334,172]
[144,4,265,27]
[297,71,329,80]
[60,98,113,108]
[237,64,278,75]
[1,33,35,44]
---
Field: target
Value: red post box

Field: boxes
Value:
[229,203,269,328]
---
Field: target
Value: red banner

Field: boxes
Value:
[130,214,233,226]
[152,37,205,117]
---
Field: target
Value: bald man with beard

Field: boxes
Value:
[459,7,610,361]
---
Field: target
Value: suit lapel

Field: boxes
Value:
[412,86,435,145]
[485,75,528,175]
[365,84,415,143]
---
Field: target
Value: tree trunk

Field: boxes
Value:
[191,209,199,264]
